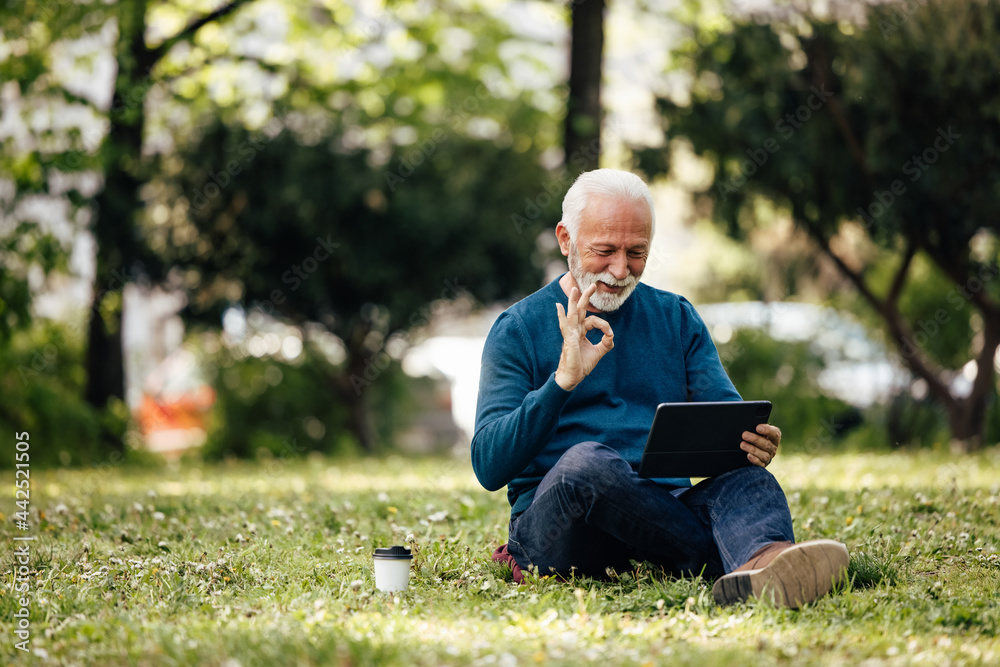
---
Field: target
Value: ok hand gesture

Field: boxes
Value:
[554,284,615,391]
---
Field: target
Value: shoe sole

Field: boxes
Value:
[712,540,849,609]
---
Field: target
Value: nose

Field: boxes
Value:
[608,251,629,280]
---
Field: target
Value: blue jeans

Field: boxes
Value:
[506,441,795,579]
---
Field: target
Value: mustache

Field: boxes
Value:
[591,273,636,287]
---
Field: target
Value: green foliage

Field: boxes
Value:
[142,1,566,450]
[198,339,435,461]
[859,251,979,372]
[651,0,1000,446]
[164,124,556,332]
[3,0,567,456]
[147,1,563,332]
[4,451,1000,664]
[716,329,872,452]
[881,391,950,448]
[0,223,67,343]
[0,320,131,468]
[199,344,355,461]
[658,0,1000,256]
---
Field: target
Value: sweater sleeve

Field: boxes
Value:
[471,311,572,492]
[680,298,743,402]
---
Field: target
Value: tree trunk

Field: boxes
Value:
[565,0,606,174]
[84,0,150,451]
[332,322,377,452]
[83,297,125,407]
[335,361,377,453]
[946,400,984,453]
[948,318,1000,452]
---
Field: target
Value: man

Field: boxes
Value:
[471,168,848,608]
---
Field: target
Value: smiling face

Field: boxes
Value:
[556,195,653,312]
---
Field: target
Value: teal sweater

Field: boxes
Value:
[472,276,741,517]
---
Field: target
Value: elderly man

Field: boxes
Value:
[472,169,848,608]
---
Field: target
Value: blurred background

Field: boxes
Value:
[2,0,999,469]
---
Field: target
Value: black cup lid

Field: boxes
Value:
[374,545,413,559]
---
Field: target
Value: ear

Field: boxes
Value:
[555,222,572,257]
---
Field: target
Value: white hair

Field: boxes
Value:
[559,169,655,241]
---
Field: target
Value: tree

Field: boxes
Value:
[646,0,1000,450]
[149,4,563,451]
[2,0,257,453]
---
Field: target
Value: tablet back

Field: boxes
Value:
[637,401,772,478]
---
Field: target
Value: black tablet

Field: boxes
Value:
[637,401,772,478]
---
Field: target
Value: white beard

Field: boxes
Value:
[568,242,639,312]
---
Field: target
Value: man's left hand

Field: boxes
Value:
[741,424,781,467]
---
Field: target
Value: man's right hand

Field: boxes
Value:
[554,284,615,391]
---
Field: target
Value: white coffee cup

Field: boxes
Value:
[373,546,413,592]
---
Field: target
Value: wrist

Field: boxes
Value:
[554,369,578,392]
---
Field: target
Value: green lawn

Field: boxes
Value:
[3,449,1000,666]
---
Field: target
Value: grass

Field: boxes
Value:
[2,448,1000,666]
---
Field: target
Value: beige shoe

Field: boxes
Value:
[712,539,849,609]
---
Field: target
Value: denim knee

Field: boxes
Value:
[717,464,783,490]
[556,441,622,472]
[550,441,631,492]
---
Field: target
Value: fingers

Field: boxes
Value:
[584,316,615,353]
[583,315,612,335]
[756,423,782,444]
[742,429,777,467]
[565,287,579,323]
[577,284,597,313]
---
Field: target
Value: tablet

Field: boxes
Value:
[637,401,772,478]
